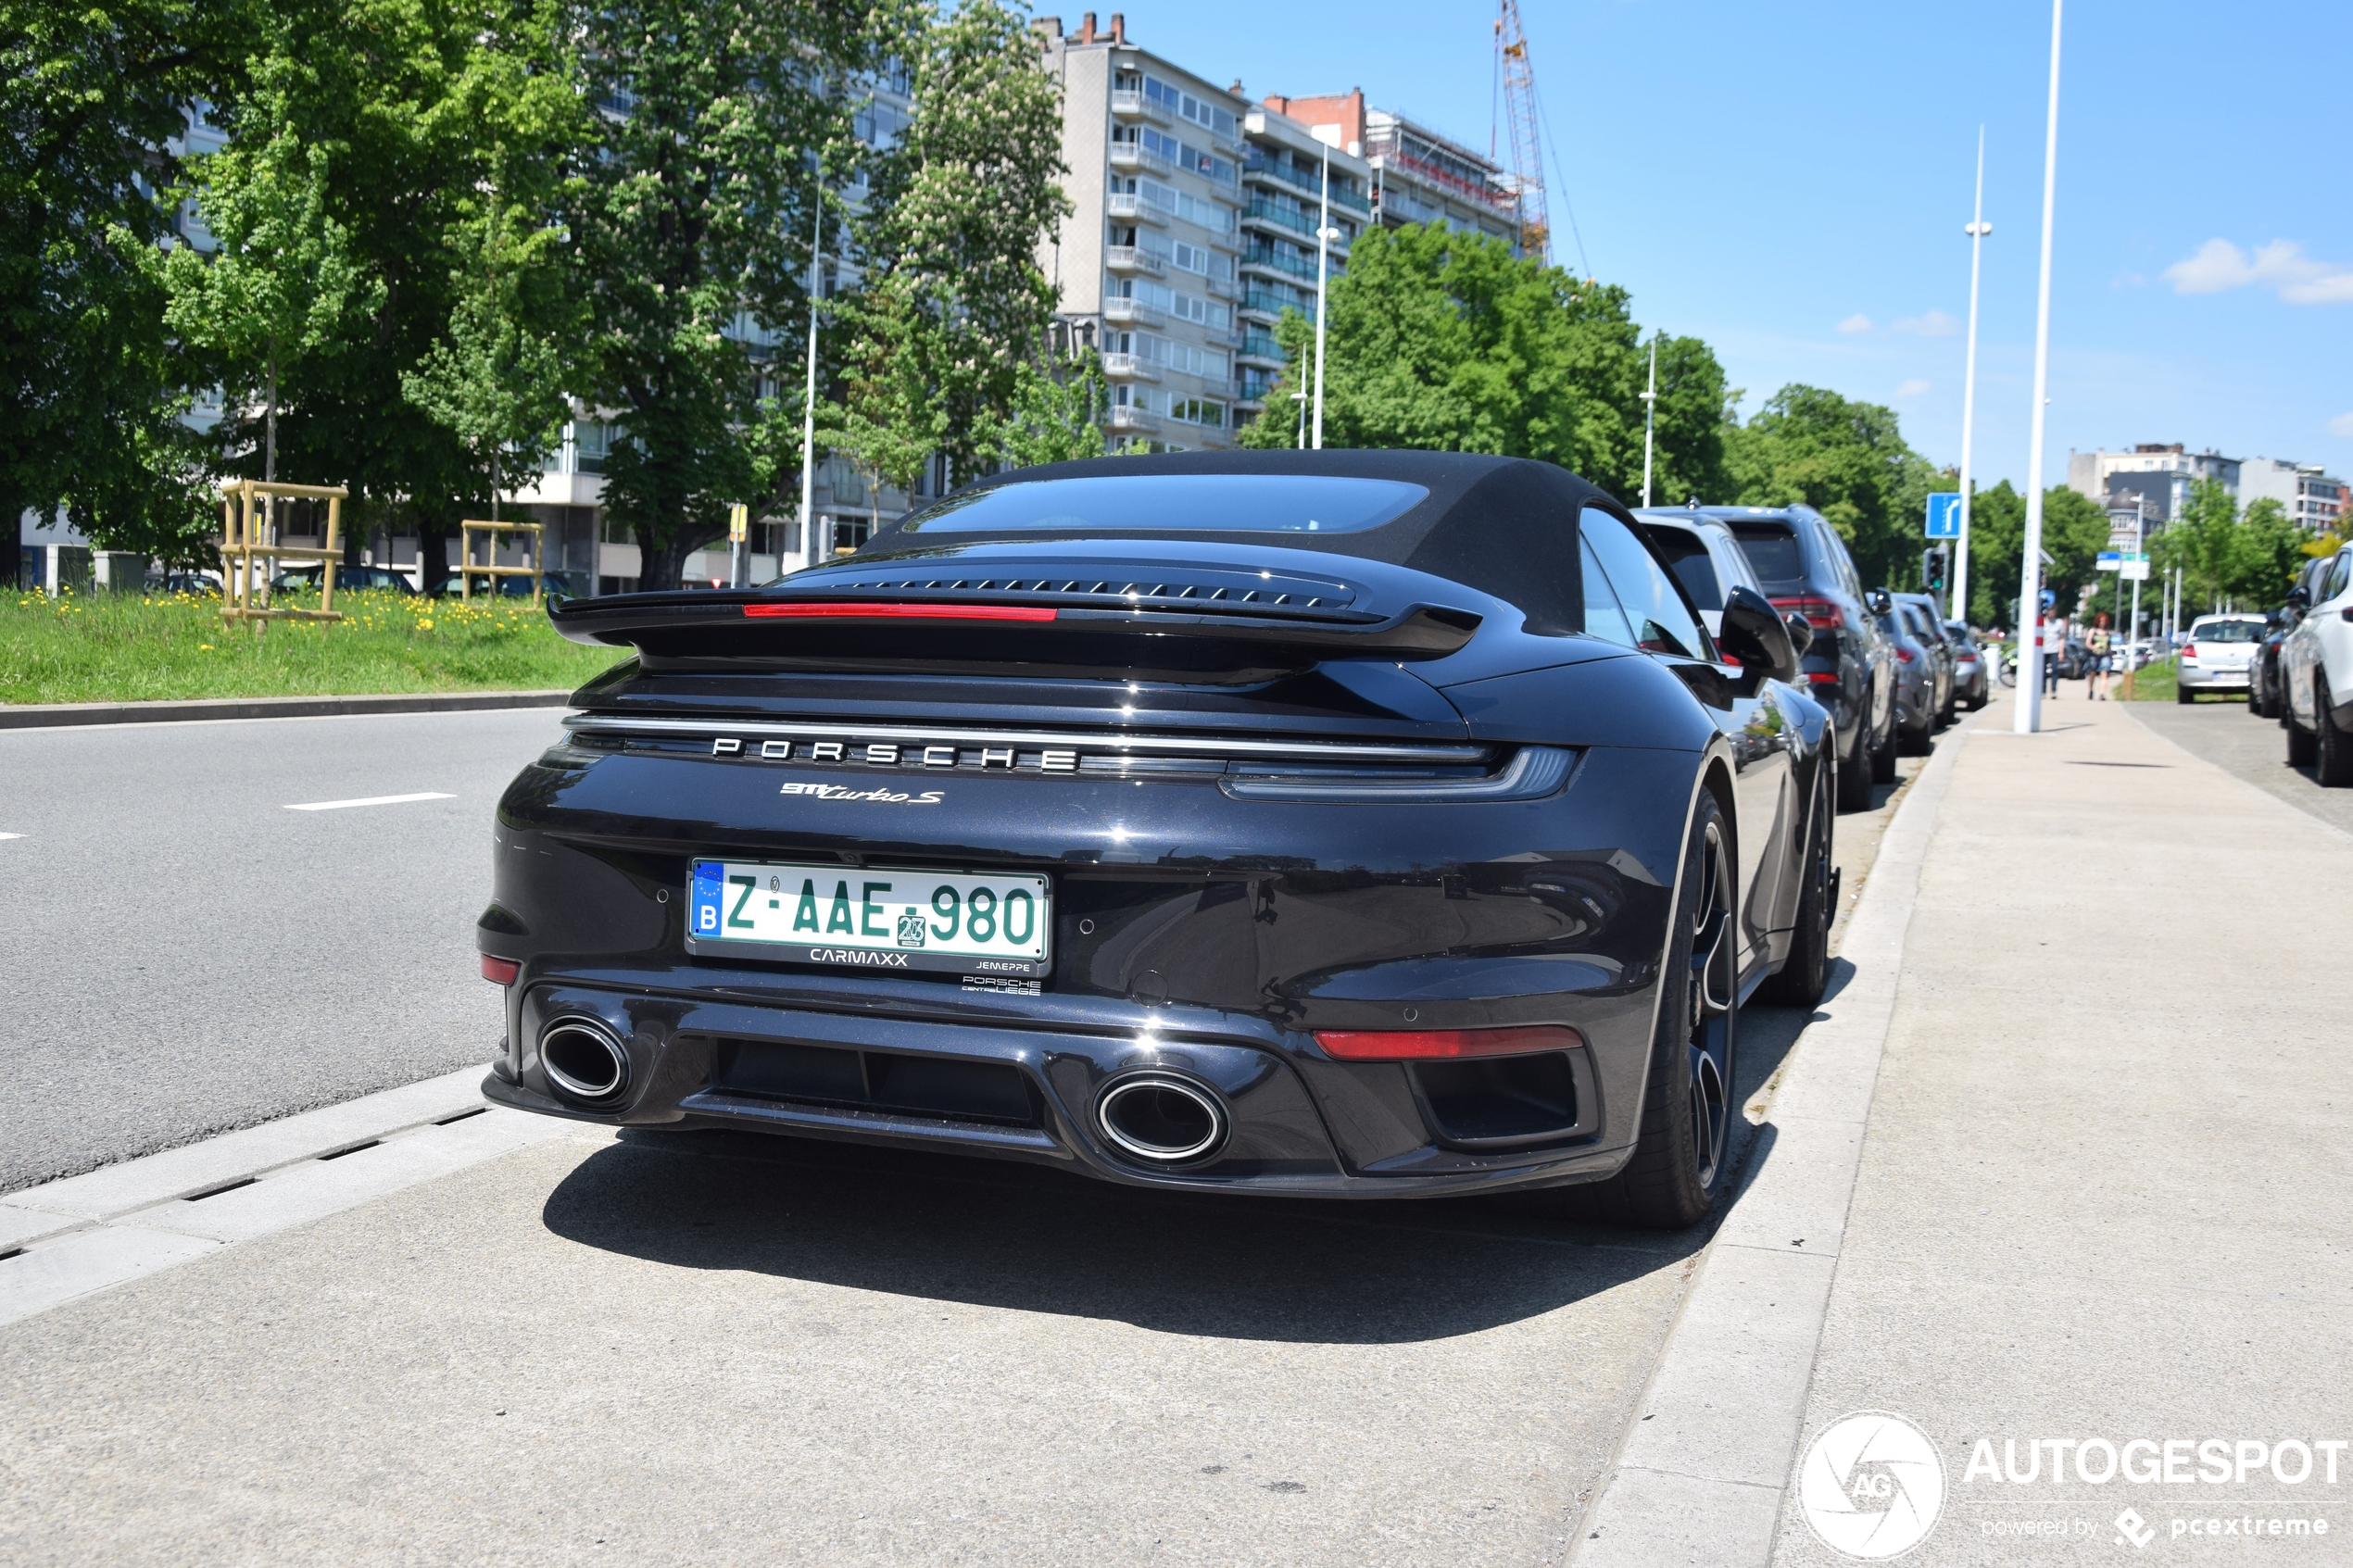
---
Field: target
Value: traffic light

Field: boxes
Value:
[1921,546,1948,594]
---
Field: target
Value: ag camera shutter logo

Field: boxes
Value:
[1798,1411,1945,1559]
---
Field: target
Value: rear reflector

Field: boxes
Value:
[1314,1024,1584,1060]
[1806,671,1840,684]
[480,955,520,985]
[743,602,1058,622]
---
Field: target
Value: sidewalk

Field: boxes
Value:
[1774,693,2353,1562]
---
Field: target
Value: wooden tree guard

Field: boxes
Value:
[458,520,547,604]
[220,480,349,627]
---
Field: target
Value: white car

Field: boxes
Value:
[2282,545,2353,784]
[2175,613,2266,703]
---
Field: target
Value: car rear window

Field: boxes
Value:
[1731,526,1806,586]
[1641,527,1723,611]
[898,474,1428,534]
[2191,620,2263,643]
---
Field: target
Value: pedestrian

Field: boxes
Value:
[2041,616,2061,697]
[2085,613,2114,701]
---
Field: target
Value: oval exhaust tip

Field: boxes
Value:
[1096,1073,1227,1163]
[539,1020,630,1103]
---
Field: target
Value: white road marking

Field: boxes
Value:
[0,833,21,840]
[283,791,455,811]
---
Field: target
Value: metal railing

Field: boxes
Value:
[1109,90,1168,123]
[1102,296,1163,327]
[1106,192,1164,223]
[1236,332,1287,362]
[1242,247,1318,282]
[1240,154,1372,213]
[1099,352,1160,381]
[1104,245,1165,277]
[1107,406,1162,433]
[1108,143,1172,177]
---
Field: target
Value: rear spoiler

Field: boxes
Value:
[548,589,1482,668]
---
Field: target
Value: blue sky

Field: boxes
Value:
[1115,0,2353,490]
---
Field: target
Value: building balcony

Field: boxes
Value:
[1241,249,1319,283]
[1104,245,1165,277]
[1109,143,1171,177]
[1101,296,1164,328]
[1240,153,1373,214]
[1109,89,1169,124]
[1236,332,1287,365]
[1105,192,1165,225]
[1099,352,1159,382]
[1204,275,1239,300]
[1239,288,1293,320]
[1107,406,1161,433]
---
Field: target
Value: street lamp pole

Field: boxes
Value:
[1639,338,1658,508]
[2016,0,2064,735]
[797,194,824,572]
[1957,127,1990,626]
[1311,139,1332,451]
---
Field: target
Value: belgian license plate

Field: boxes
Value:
[686,860,1051,978]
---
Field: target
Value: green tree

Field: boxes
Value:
[566,0,901,590]
[821,275,950,541]
[1960,479,2111,628]
[1724,384,1939,589]
[982,348,1109,470]
[1641,332,1734,508]
[2,0,254,580]
[1237,223,1651,493]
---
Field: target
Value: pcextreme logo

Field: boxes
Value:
[1799,1411,1946,1560]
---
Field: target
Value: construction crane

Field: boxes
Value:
[1493,0,1550,264]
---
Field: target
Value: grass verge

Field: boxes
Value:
[3,588,626,706]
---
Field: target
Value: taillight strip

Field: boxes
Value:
[1315,1024,1585,1060]
[744,602,1058,621]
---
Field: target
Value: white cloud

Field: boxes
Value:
[1894,379,1931,400]
[1834,313,1874,334]
[2329,411,2353,439]
[1891,309,1960,337]
[2163,238,2353,305]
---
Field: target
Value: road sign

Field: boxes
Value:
[2120,559,2151,581]
[1926,492,1963,539]
[2095,551,2121,572]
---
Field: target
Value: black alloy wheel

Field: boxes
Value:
[1761,759,1834,1009]
[1836,702,1874,811]
[1869,691,1899,784]
[2318,675,2353,787]
[1581,793,1739,1229]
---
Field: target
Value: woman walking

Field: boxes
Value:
[2086,613,2114,701]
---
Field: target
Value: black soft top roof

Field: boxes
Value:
[860,449,1611,634]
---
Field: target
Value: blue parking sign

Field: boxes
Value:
[1925,493,1963,539]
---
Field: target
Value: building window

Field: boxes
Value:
[1169,397,1226,428]
[1143,76,1236,139]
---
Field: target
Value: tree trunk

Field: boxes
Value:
[637,526,694,592]
[414,513,450,596]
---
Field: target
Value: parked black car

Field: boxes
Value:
[1876,604,1940,751]
[1890,594,1957,726]
[271,565,418,595]
[1713,505,1895,810]
[484,452,1838,1229]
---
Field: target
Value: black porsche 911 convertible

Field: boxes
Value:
[480,450,1835,1227]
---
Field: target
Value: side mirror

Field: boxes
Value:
[2286,585,2311,611]
[1719,584,1801,683]
[1865,588,1894,617]
[1782,612,1816,658]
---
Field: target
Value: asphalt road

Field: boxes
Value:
[2125,691,2353,837]
[0,709,568,1192]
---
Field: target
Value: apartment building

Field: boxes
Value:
[1261,90,1520,252]
[2066,444,2242,527]
[1036,13,1246,449]
[1230,105,1372,430]
[2239,456,2347,532]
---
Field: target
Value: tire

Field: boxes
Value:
[2318,676,2353,787]
[1760,759,1833,1010]
[2176,682,2194,705]
[1577,793,1739,1230]
[1897,702,1931,755]
[1835,705,1873,812]
[2287,708,2319,768]
[1870,699,1899,784]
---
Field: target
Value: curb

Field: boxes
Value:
[0,689,575,731]
[1567,712,1977,1568]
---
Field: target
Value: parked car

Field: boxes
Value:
[1631,507,1778,643]
[272,565,418,596]
[2175,613,2266,703]
[1716,504,1896,810]
[425,572,551,599]
[146,571,220,596]
[2252,557,2333,719]
[495,451,1840,1230]
[1890,595,1957,724]
[1944,620,1991,709]
[1875,604,1939,751]
[2282,544,2353,783]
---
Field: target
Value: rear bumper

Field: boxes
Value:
[484,977,1636,1199]
[2178,663,2251,690]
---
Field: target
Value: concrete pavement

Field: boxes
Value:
[1767,692,2353,1562]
